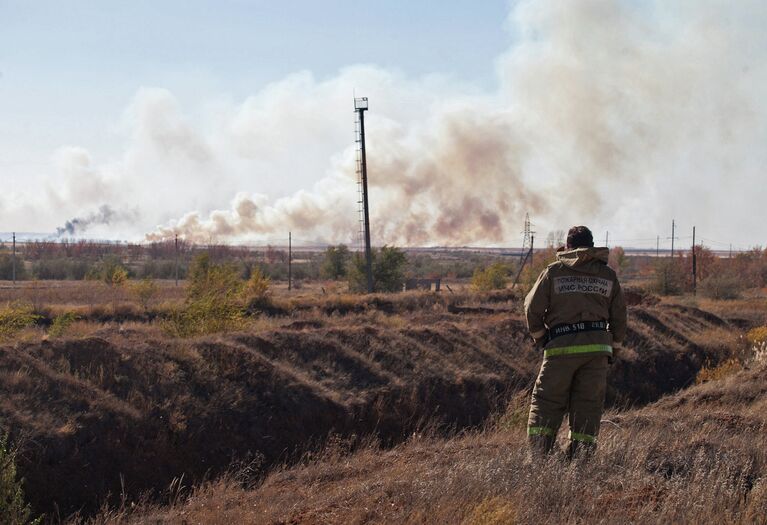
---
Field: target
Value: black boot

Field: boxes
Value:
[528,434,555,458]
[566,440,596,461]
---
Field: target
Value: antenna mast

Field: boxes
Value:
[354,97,374,293]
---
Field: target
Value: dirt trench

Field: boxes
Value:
[0,303,739,518]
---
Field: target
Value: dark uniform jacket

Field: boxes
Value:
[524,247,627,358]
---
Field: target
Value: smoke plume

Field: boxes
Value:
[145,0,767,246]
[55,205,135,237]
[6,0,767,247]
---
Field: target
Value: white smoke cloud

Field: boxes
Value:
[6,0,767,247]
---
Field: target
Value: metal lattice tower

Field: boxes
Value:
[520,213,533,262]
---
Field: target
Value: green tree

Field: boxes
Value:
[321,245,351,280]
[348,246,408,293]
[471,262,511,291]
[0,254,28,281]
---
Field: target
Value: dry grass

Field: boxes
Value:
[0,280,186,310]
[695,288,767,325]
[81,362,767,525]
[0,286,764,522]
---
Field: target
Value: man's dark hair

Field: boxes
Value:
[566,226,594,249]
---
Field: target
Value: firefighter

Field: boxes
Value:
[524,225,627,458]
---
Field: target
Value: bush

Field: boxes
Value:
[141,259,183,280]
[321,245,351,280]
[244,267,271,310]
[649,258,687,296]
[696,358,742,384]
[471,263,511,291]
[0,254,28,281]
[88,255,129,286]
[162,253,245,337]
[30,258,90,280]
[48,312,79,338]
[129,278,159,312]
[348,246,407,293]
[0,302,39,339]
[699,273,744,300]
[0,435,40,524]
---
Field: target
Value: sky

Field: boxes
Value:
[1,0,766,250]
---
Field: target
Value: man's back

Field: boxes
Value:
[524,226,628,458]
[525,246,627,357]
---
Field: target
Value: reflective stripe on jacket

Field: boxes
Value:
[524,247,627,358]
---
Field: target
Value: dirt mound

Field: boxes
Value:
[0,303,739,518]
[622,286,660,306]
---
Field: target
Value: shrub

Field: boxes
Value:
[471,263,511,291]
[695,358,742,384]
[0,254,28,281]
[0,435,40,524]
[648,258,687,296]
[30,258,90,280]
[129,278,159,312]
[88,255,129,286]
[0,302,39,339]
[348,246,408,293]
[162,254,245,337]
[140,259,184,280]
[321,245,351,280]
[244,267,272,309]
[48,312,79,338]
[374,246,407,292]
[699,273,744,300]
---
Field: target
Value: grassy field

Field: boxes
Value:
[0,280,765,523]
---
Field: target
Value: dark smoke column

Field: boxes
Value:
[355,97,374,293]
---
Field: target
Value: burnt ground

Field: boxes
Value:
[0,300,746,518]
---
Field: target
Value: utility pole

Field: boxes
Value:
[354,97,373,293]
[174,234,179,286]
[670,219,676,258]
[12,232,16,287]
[605,231,609,248]
[288,231,292,291]
[729,244,732,259]
[656,235,660,258]
[512,234,535,287]
[692,226,697,296]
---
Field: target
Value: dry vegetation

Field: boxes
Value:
[92,360,767,525]
[0,272,765,523]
